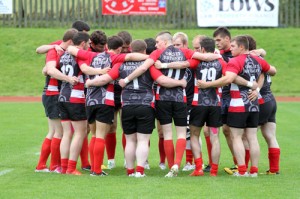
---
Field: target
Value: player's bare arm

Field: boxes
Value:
[46,61,79,85]
[119,58,154,88]
[197,71,237,89]
[124,53,149,61]
[67,45,80,56]
[192,52,221,62]
[156,75,187,88]
[234,76,258,90]
[250,48,267,57]
[248,74,265,101]
[80,63,111,76]
[85,74,113,88]
[42,66,47,76]
[268,65,277,76]
[154,60,190,69]
[36,44,64,54]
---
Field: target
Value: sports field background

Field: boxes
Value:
[0,28,299,96]
[0,28,300,198]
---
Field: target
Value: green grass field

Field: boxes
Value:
[0,28,299,96]
[0,102,299,198]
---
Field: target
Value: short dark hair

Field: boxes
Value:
[144,38,156,55]
[90,30,107,45]
[117,31,132,45]
[200,37,215,53]
[130,40,147,53]
[71,20,90,32]
[72,32,90,46]
[232,35,250,50]
[245,35,256,51]
[107,35,124,50]
[213,26,231,39]
[62,28,78,42]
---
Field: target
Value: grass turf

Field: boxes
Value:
[0,28,299,96]
[0,102,299,198]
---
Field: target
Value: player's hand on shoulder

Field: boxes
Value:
[154,60,162,69]
[54,45,64,55]
[180,78,187,88]
[247,89,259,101]
[197,80,208,89]
[119,79,126,88]
[101,66,111,74]
[251,81,258,90]
[85,79,91,88]
[68,76,79,85]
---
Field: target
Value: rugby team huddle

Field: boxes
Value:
[35,20,280,178]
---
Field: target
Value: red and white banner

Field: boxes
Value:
[102,0,167,15]
[196,0,279,27]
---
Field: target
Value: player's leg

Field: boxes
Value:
[209,127,220,176]
[136,133,151,177]
[242,134,250,169]
[35,118,54,172]
[60,121,72,174]
[245,127,260,177]
[230,127,247,176]
[124,133,137,176]
[49,118,63,172]
[88,122,96,173]
[66,120,87,175]
[157,120,166,170]
[261,122,280,174]
[92,121,111,175]
[183,108,194,172]
[172,102,187,170]
[260,100,280,174]
[106,110,118,169]
[161,123,174,169]
[80,123,91,171]
[189,125,204,176]
[203,125,212,172]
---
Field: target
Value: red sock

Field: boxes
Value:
[36,138,51,169]
[106,132,116,160]
[93,138,105,174]
[61,158,68,174]
[205,135,212,165]
[238,164,247,175]
[89,137,96,172]
[50,137,61,171]
[122,133,126,152]
[80,136,90,168]
[249,166,258,174]
[210,163,219,176]
[136,166,144,175]
[194,157,203,171]
[127,168,135,176]
[186,149,193,164]
[158,138,165,163]
[174,138,186,167]
[269,148,280,173]
[233,156,238,165]
[245,149,250,169]
[164,140,174,169]
[66,160,77,173]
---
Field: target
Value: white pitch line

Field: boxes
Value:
[0,169,14,176]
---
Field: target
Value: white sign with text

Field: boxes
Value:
[0,0,12,14]
[197,0,279,27]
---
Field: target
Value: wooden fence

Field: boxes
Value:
[1,0,299,28]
